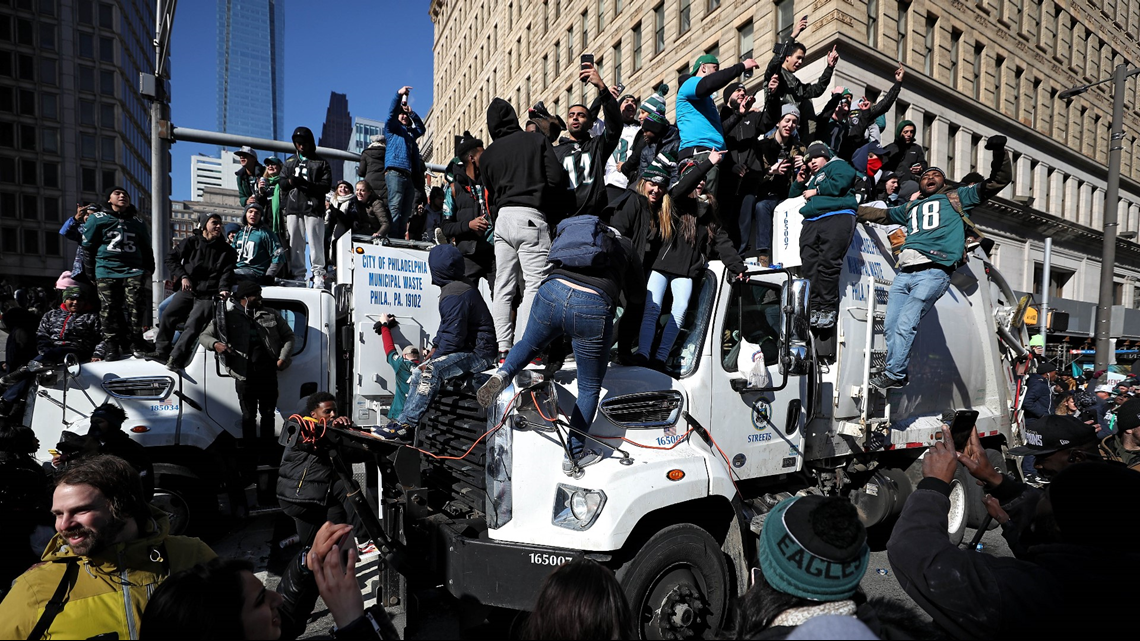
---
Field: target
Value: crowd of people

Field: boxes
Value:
[4,13,1139,641]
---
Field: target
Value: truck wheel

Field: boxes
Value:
[947,466,969,546]
[617,523,729,640]
[153,473,217,536]
[966,449,1007,529]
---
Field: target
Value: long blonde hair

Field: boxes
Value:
[638,179,676,242]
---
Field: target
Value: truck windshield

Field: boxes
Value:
[721,280,783,372]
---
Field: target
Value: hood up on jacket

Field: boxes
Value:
[894,119,916,141]
[198,211,222,231]
[487,98,522,141]
[429,244,466,287]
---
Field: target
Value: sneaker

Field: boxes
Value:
[477,372,507,408]
[102,344,122,361]
[497,350,509,365]
[631,353,650,368]
[815,311,836,329]
[164,358,181,372]
[576,451,602,467]
[375,421,414,442]
[140,351,170,362]
[357,541,379,556]
[869,373,908,390]
[433,228,448,246]
[809,310,822,327]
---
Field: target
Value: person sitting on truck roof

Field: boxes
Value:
[789,142,859,331]
[634,151,745,373]
[859,135,1012,390]
[372,314,419,423]
[439,132,495,286]
[200,281,294,453]
[0,455,216,640]
[888,433,1140,638]
[477,217,633,471]
[233,204,287,285]
[377,244,496,442]
[277,393,369,546]
[152,211,237,371]
[140,521,398,641]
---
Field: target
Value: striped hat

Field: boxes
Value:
[642,152,677,185]
[639,94,668,125]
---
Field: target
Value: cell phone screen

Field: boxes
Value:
[950,410,979,451]
[337,529,355,566]
[580,54,594,67]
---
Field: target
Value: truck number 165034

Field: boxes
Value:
[528,553,572,567]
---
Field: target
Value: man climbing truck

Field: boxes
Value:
[23,223,1026,637]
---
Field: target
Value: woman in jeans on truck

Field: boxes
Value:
[476,230,632,471]
[635,150,746,372]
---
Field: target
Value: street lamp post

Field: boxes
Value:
[1060,63,1140,372]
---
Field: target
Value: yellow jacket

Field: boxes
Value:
[0,506,216,640]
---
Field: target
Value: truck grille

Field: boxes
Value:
[599,391,684,428]
[419,381,488,518]
[102,376,175,399]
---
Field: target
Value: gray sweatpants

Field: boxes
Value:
[286,214,326,281]
[492,206,552,351]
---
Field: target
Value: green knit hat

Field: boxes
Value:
[757,495,869,602]
[691,53,720,75]
[641,152,677,185]
[639,93,668,125]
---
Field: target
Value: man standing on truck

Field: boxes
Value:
[555,61,623,219]
[282,126,333,288]
[0,455,216,639]
[377,244,496,442]
[372,314,420,422]
[199,281,294,455]
[861,136,1011,390]
[440,132,495,286]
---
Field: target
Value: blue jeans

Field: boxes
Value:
[385,170,415,239]
[397,351,493,427]
[500,279,614,454]
[637,271,693,361]
[883,268,952,380]
[737,196,779,253]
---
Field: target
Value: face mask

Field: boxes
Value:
[867,157,883,175]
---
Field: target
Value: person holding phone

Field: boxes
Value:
[555,57,624,219]
[383,86,426,240]
[762,16,840,125]
[440,132,495,287]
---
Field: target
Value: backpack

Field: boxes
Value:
[547,215,621,269]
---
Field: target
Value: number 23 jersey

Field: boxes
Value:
[82,208,154,278]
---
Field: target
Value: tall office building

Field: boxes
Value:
[216,0,285,142]
[343,116,385,186]
[430,0,1140,347]
[0,0,155,285]
[319,91,352,185]
[190,151,241,200]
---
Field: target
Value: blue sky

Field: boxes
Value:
[168,0,435,200]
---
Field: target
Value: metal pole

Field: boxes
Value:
[1094,63,1127,371]
[1040,237,1051,351]
[150,96,167,322]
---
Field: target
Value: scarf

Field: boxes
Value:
[770,600,858,628]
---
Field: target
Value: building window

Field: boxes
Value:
[19,124,35,151]
[923,15,936,75]
[632,23,642,71]
[39,58,55,85]
[867,0,878,47]
[654,4,664,53]
[18,89,33,115]
[972,43,983,101]
[568,26,574,59]
[776,0,795,40]
[44,230,60,256]
[0,122,12,147]
[100,70,115,96]
[581,10,588,51]
[99,36,114,63]
[1030,78,1042,129]
[42,162,58,187]
[22,194,37,219]
[1013,67,1023,121]
[613,42,622,84]
[679,0,691,35]
[949,29,961,89]
[21,160,35,185]
[738,21,753,60]
[597,0,604,34]
[23,229,38,254]
[896,1,910,63]
[995,54,1005,111]
[41,93,57,119]
[79,99,95,125]
[79,2,93,24]
[17,54,33,81]
[542,55,549,88]
[0,87,10,112]
[100,103,115,128]
[79,33,94,59]
[43,196,59,222]
[615,0,622,14]
[79,66,95,93]
[0,159,11,183]
[100,136,115,161]
[81,167,97,193]
[16,18,31,46]
[39,22,54,50]
[81,134,95,159]
[543,0,549,33]
[41,128,58,153]
[555,41,561,75]
[708,0,720,11]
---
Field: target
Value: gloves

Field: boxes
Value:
[984,135,1007,151]
[372,317,398,334]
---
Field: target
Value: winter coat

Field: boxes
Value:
[882,120,928,180]
[258,174,287,235]
[282,145,333,218]
[0,506,216,640]
[383,93,425,174]
[1023,374,1054,419]
[788,157,859,220]
[622,125,681,186]
[166,230,237,296]
[608,192,656,302]
[824,80,902,160]
[236,163,265,207]
[357,143,389,200]
[233,221,286,278]
[343,194,391,238]
[886,479,1138,637]
[81,204,154,279]
[480,98,565,216]
[36,303,106,360]
[277,416,335,508]
[762,39,836,120]
[650,159,745,279]
[59,216,90,282]
[199,304,295,381]
[2,307,38,373]
[429,245,496,360]
[441,172,495,277]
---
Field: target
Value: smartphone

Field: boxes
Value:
[580,53,594,81]
[741,56,753,79]
[614,82,626,94]
[949,409,979,451]
[336,528,356,567]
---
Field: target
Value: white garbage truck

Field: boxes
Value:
[24,220,1027,638]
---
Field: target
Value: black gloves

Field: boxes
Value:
[984,135,1007,151]
[372,317,398,334]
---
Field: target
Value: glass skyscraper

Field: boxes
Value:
[216,0,284,142]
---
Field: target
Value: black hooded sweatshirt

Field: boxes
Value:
[554,89,623,218]
[479,98,564,218]
[165,214,238,296]
[282,127,333,218]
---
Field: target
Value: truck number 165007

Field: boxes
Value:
[528,553,572,567]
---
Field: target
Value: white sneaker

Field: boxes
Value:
[434,228,448,246]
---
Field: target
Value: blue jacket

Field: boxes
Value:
[429,244,495,360]
[383,93,425,173]
[59,216,89,280]
[1022,374,1053,419]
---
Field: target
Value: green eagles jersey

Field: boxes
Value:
[885,184,982,267]
[82,210,154,279]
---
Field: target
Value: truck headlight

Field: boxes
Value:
[553,484,607,530]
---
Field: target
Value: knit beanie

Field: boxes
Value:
[781,104,801,119]
[641,152,677,185]
[757,495,869,601]
[639,94,668,125]
[454,130,484,159]
[224,222,240,237]
[62,285,85,301]
[722,82,747,105]
[806,142,833,161]
[55,271,81,290]
[691,53,720,75]
[233,280,262,300]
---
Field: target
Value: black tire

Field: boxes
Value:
[947,465,969,546]
[966,448,1008,529]
[617,523,729,640]
[153,472,217,536]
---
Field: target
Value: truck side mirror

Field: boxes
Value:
[782,279,811,376]
[64,352,81,379]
